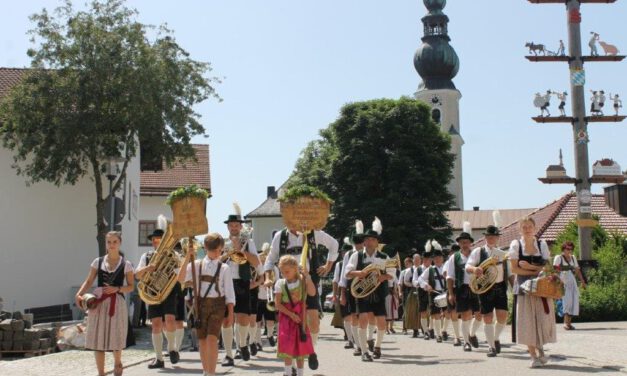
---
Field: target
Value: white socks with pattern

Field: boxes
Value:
[152,333,164,360]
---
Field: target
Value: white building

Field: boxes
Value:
[137,144,211,256]
[414,0,464,210]
[0,68,140,317]
[245,185,286,250]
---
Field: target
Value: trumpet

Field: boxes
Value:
[351,254,401,299]
[221,226,253,264]
[265,270,276,312]
[220,249,248,264]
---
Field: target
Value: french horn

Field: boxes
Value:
[350,254,401,299]
[469,255,509,295]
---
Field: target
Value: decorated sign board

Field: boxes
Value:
[280,197,330,232]
[592,159,622,176]
[171,196,208,238]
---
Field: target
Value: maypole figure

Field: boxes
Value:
[590,90,606,116]
[557,40,566,56]
[534,91,552,117]
[610,94,622,116]
[589,32,600,56]
[552,91,568,117]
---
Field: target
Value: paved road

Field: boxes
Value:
[2,318,627,375]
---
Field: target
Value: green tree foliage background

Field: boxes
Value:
[290,97,455,256]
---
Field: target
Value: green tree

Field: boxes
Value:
[0,0,219,256]
[290,97,455,256]
[550,216,608,257]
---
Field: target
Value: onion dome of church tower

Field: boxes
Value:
[414,0,459,91]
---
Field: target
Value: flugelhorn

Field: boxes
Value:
[469,255,509,295]
[351,254,401,299]
[221,225,253,264]
[266,270,276,312]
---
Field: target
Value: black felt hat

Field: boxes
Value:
[147,229,164,240]
[352,233,366,244]
[433,249,444,257]
[363,230,380,241]
[223,214,248,224]
[483,225,501,236]
[455,232,474,243]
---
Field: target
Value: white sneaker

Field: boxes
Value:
[530,358,543,368]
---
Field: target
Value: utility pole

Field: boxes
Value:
[527,0,625,261]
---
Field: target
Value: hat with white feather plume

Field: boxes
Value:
[224,202,249,224]
[148,214,168,240]
[363,217,382,240]
[352,220,366,244]
[483,210,502,236]
[455,221,474,242]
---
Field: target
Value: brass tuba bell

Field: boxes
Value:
[350,254,401,299]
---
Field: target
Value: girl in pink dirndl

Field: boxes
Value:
[274,255,315,376]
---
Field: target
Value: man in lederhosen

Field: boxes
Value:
[344,220,392,362]
[136,228,180,369]
[445,226,483,352]
[413,246,433,340]
[263,226,339,370]
[466,224,513,357]
[340,222,366,356]
[220,211,261,367]
[417,242,447,343]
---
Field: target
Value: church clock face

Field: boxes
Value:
[430,95,442,107]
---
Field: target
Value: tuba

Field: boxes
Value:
[469,255,509,295]
[351,254,401,299]
[138,224,182,305]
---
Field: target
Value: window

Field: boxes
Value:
[139,221,157,246]
[432,109,441,123]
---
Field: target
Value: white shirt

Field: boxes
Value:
[445,252,471,285]
[402,267,415,287]
[412,264,429,288]
[418,264,446,291]
[264,229,339,273]
[333,261,343,284]
[224,237,259,279]
[508,238,550,261]
[553,254,579,270]
[135,250,156,271]
[467,246,509,283]
[339,248,362,288]
[185,257,235,305]
[387,271,398,288]
[442,259,450,278]
[344,249,391,276]
[90,255,134,275]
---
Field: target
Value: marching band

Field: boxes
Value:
[76,207,563,376]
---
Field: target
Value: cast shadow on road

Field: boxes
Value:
[542,364,620,373]
[567,327,625,332]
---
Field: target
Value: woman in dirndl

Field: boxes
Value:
[553,241,586,330]
[385,273,399,333]
[75,231,135,376]
[508,217,556,369]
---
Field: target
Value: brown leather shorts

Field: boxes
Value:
[196,297,226,339]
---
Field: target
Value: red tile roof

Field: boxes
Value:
[474,192,627,249]
[0,68,29,99]
[446,208,536,230]
[140,144,211,196]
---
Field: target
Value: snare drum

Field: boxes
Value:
[434,292,448,308]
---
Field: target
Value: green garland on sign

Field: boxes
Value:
[166,184,210,205]
[278,184,333,203]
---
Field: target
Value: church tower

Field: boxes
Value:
[413,0,464,210]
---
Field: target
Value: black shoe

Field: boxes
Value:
[424,334,430,341]
[495,340,501,354]
[487,347,497,357]
[353,347,362,356]
[361,352,373,362]
[169,350,180,364]
[367,339,374,353]
[412,330,418,338]
[250,343,258,356]
[189,346,198,352]
[373,347,381,359]
[240,346,251,361]
[256,342,263,352]
[268,336,276,347]
[470,335,479,348]
[234,350,242,360]
[221,356,234,367]
[308,353,319,370]
[442,331,449,341]
[148,359,164,369]
[453,338,462,347]
[429,329,435,339]
[344,341,354,349]
[463,342,472,352]
[292,368,297,376]
[436,336,443,343]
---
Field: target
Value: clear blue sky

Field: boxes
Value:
[2,0,626,233]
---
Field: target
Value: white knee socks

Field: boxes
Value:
[311,331,319,346]
[175,328,184,351]
[237,324,249,347]
[255,325,262,344]
[358,328,369,353]
[484,323,495,348]
[345,322,354,343]
[452,319,461,339]
[165,331,176,352]
[470,318,481,336]
[376,329,385,347]
[351,324,360,345]
[267,321,276,338]
[368,324,375,341]
[152,333,164,360]
[434,318,442,337]
[222,326,234,358]
[442,318,450,333]
[461,320,471,343]
[420,318,429,334]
